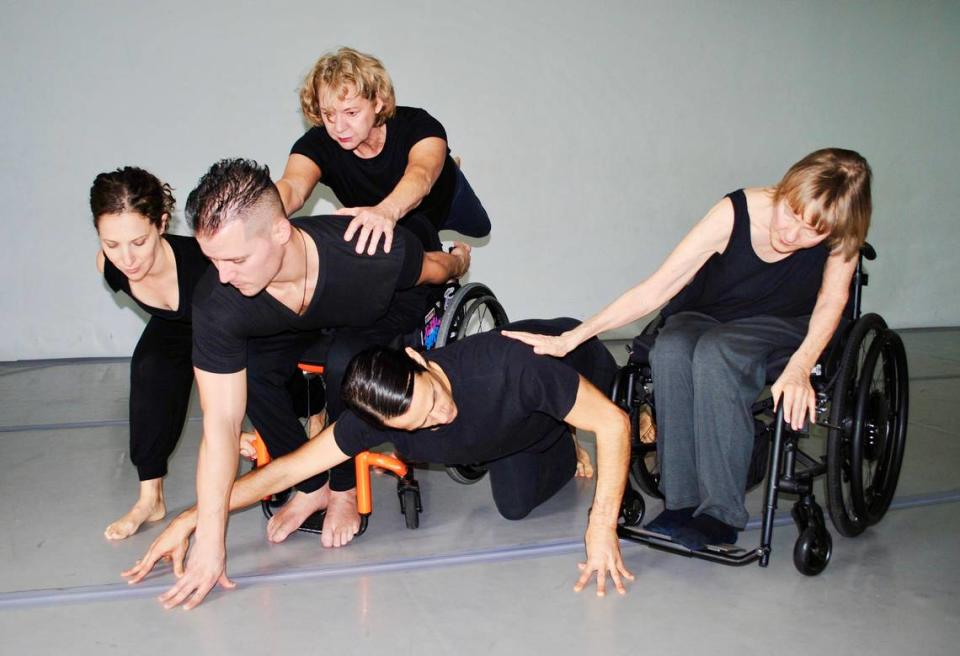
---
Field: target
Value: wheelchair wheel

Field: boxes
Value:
[445,463,489,484]
[827,314,909,536]
[793,525,832,576]
[435,283,509,348]
[619,485,646,527]
[400,487,421,529]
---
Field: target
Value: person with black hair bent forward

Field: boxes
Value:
[125,319,634,606]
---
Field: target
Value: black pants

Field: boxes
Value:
[485,318,618,520]
[129,317,194,481]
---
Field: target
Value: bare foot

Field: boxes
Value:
[239,431,258,460]
[575,443,595,478]
[266,485,330,543]
[104,480,166,540]
[306,409,328,440]
[638,409,656,444]
[321,488,361,548]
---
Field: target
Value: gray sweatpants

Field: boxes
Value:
[650,311,809,528]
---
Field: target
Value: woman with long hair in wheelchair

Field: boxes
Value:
[504,148,872,551]
[90,167,211,540]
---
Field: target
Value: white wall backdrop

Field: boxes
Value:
[1,0,958,360]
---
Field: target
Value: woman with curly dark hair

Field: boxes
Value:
[90,167,210,539]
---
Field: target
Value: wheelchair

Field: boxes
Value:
[611,243,909,575]
[252,277,510,535]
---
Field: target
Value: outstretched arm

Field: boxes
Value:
[771,251,857,430]
[154,368,246,609]
[123,425,350,592]
[339,137,448,255]
[503,199,734,357]
[563,376,633,596]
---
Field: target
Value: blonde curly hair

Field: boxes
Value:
[299,47,396,127]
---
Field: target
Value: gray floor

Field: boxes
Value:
[1,330,958,655]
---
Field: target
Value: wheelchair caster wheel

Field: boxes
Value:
[397,476,422,530]
[793,525,832,576]
[445,463,488,484]
[620,489,645,527]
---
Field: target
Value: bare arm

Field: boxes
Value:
[276,154,323,217]
[504,199,734,356]
[339,137,448,254]
[146,368,246,609]
[563,376,634,596]
[96,250,105,273]
[417,243,471,285]
[123,426,351,594]
[772,250,857,429]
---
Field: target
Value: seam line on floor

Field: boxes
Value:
[1,488,958,611]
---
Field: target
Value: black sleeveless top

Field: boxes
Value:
[103,234,210,324]
[662,189,828,322]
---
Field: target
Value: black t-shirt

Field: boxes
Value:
[332,332,581,464]
[290,106,458,230]
[663,189,828,322]
[103,234,210,324]
[191,216,424,374]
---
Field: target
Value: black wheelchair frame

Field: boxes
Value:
[256,278,510,534]
[611,243,910,575]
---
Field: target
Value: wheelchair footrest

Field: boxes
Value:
[259,500,370,537]
[617,525,764,566]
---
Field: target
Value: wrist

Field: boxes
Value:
[375,202,401,223]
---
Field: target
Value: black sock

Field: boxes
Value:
[690,513,739,545]
[645,507,696,535]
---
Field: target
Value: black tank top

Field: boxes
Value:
[662,189,828,322]
[103,234,210,323]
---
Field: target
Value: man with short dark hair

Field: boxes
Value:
[174,158,469,609]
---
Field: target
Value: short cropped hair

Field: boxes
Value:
[299,47,396,128]
[90,166,175,229]
[773,148,872,259]
[185,159,282,237]
[341,346,427,429]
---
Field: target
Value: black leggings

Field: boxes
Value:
[129,317,194,481]
[485,317,618,520]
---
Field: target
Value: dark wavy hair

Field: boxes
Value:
[185,158,282,237]
[341,346,427,428]
[89,166,175,229]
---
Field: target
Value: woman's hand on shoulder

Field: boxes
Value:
[96,250,105,274]
[501,329,578,358]
[337,205,399,255]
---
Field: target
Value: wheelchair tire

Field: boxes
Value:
[793,525,832,576]
[620,486,646,527]
[826,314,909,537]
[445,463,488,484]
[434,283,509,349]
[401,487,421,530]
[849,330,909,526]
